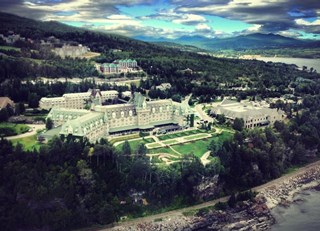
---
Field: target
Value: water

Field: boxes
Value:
[271,189,320,231]
[254,57,320,72]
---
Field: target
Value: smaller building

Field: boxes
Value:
[99,59,138,74]
[53,44,89,58]
[156,83,172,91]
[40,89,118,110]
[0,97,14,111]
[121,91,132,98]
[0,33,25,44]
[211,99,285,129]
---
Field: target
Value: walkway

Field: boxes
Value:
[194,103,214,123]
[200,151,211,166]
[4,124,45,140]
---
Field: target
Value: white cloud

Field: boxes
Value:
[172,13,207,25]
[141,9,207,25]
[177,0,320,33]
[247,24,262,32]
[195,23,212,31]
[107,15,133,20]
[295,18,320,26]
[277,30,302,38]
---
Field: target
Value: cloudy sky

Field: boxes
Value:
[1,0,319,39]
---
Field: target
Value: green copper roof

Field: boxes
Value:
[133,92,146,108]
[60,112,106,136]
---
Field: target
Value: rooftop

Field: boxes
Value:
[0,97,14,109]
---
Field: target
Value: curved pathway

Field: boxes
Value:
[4,124,45,140]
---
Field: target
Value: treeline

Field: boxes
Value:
[212,94,320,191]
[0,55,98,82]
[0,78,129,108]
[0,136,220,231]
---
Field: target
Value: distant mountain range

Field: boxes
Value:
[1,12,319,52]
[135,33,320,50]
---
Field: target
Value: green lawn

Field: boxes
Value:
[116,137,154,153]
[110,133,140,145]
[10,134,41,151]
[149,147,177,156]
[0,45,21,51]
[172,131,231,157]
[162,139,179,145]
[153,131,232,158]
[171,139,211,157]
[158,129,206,141]
[148,143,163,148]
[183,133,209,141]
[0,123,30,136]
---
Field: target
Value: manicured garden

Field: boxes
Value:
[109,133,140,145]
[158,129,207,141]
[116,137,154,153]
[148,147,177,156]
[183,133,209,141]
[162,139,179,145]
[152,131,232,158]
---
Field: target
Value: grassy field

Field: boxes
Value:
[155,131,232,158]
[109,133,140,145]
[0,123,30,136]
[162,139,179,145]
[116,137,154,153]
[148,143,163,148]
[149,147,177,156]
[0,45,21,51]
[10,134,41,151]
[171,132,229,157]
[158,129,206,141]
[183,133,209,141]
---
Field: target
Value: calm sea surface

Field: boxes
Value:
[271,189,320,231]
[254,57,320,72]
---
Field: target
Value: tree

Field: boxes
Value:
[172,94,181,102]
[136,143,147,157]
[292,143,307,165]
[232,118,244,131]
[216,114,226,124]
[122,140,131,155]
[0,108,9,122]
[15,102,25,115]
[189,114,195,127]
[28,93,40,108]
[46,118,53,130]
[228,193,236,208]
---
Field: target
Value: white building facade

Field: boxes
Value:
[46,93,192,142]
[39,89,119,110]
[211,99,286,129]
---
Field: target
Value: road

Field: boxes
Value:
[87,160,320,231]
[194,103,214,123]
[4,124,45,140]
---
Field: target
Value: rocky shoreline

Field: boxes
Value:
[109,163,320,231]
[258,164,320,209]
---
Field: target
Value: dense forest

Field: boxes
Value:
[0,136,219,231]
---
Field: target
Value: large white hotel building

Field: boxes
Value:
[42,91,192,142]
